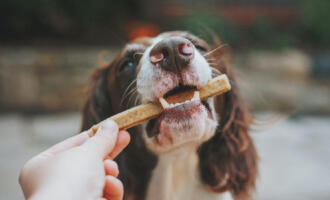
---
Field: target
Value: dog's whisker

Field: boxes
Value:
[121,89,137,108]
[211,67,221,74]
[122,84,137,101]
[206,58,216,61]
[127,89,137,106]
[210,68,222,78]
[203,44,228,57]
[121,79,137,100]
[211,72,220,76]
[134,95,140,106]
[208,63,219,69]
[120,86,137,107]
[125,79,137,93]
[211,70,219,75]
[121,89,136,106]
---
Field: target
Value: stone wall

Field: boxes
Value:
[0,47,329,114]
[236,49,330,114]
[0,47,117,112]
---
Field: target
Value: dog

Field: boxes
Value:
[81,31,258,200]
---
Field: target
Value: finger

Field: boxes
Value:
[42,130,92,155]
[104,159,119,177]
[103,176,123,200]
[108,130,130,159]
[81,119,119,158]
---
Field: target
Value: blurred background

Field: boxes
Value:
[0,0,329,199]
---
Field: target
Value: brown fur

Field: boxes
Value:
[198,44,258,199]
[81,32,258,200]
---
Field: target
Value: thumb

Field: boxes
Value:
[81,119,119,158]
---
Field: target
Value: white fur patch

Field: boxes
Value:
[145,149,233,200]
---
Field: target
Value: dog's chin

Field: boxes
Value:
[143,99,217,155]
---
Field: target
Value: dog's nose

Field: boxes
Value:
[149,37,194,72]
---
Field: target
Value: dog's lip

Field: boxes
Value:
[146,99,212,138]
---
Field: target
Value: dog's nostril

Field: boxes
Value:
[179,43,194,56]
[150,52,164,63]
[149,38,194,72]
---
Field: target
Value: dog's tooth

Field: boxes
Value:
[159,97,169,109]
[192,91,200,100]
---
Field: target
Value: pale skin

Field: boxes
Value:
[19,119,130,200]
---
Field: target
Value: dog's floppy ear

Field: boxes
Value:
[81,65,114,131]
[198,46,258,199]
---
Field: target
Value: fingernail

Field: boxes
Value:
[100,120,118,132]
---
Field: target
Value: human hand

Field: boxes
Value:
[19,119,130,200]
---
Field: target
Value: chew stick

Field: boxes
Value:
[91,74,231,132]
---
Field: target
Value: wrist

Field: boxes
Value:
[27,184,73,200]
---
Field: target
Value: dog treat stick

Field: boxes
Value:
[91,74,231,132]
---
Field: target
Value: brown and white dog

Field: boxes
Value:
[81,31,258,200]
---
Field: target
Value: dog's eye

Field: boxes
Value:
[127,61,134,68]
[118,60,136,73]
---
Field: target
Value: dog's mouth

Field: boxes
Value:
[163,85,197,99]
[146,84,212,138]
[160,85,199,109]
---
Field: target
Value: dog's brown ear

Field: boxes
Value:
[198,47,258,199]
[81,65,114,131]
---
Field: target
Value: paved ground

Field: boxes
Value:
[0,113,329,200]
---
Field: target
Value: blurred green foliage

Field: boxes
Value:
[1,0,330,49]
[180,12,297,50]
[0,0,140,41]
[180,11,240,45]
[299,0,330,46]
[248,17,296,50]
